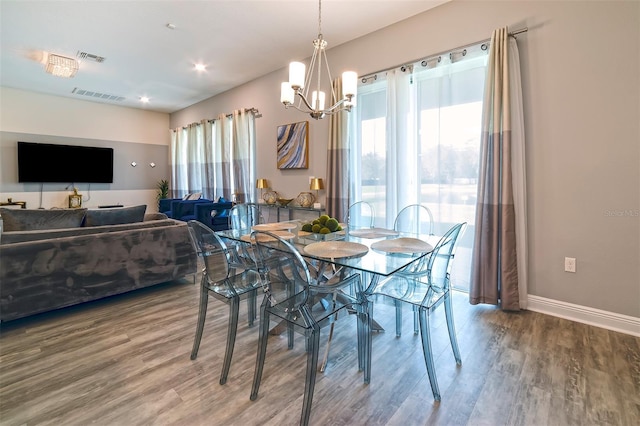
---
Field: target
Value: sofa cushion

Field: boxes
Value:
[83,205,147,227]
[0,208,87,231]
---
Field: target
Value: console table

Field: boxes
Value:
[257,203,324,222]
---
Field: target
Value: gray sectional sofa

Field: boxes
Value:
[0,205,197,322]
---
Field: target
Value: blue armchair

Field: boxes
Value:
[158,198,181,218]
[195,201,234,231]
[171,199,213,222]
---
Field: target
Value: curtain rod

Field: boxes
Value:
[178,107,261,129]
[208,107,262,122]
[360,27,528,82]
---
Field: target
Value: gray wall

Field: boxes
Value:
[0,87,171,210]
[0,132,168,193]
[170,0,640,318]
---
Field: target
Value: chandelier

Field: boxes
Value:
[280,0,357,120]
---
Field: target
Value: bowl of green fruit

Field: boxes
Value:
[299,214,346,241]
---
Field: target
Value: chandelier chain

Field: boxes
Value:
[318,0,322,36]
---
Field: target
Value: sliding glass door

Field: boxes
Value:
[348,47,487,290]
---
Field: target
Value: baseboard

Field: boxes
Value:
[527,295,640,337]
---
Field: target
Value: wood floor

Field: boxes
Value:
[1,272,638,426]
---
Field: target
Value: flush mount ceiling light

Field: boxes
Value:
[45,53,79,78]
[194,63,206,71]
[280,0,357,120]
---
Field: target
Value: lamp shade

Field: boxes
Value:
[310,178,324,191]
[289,62,305,90]
[256,178,268,189]
[342,71,357,98]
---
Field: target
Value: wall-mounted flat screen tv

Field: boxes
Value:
[17,141,114,183]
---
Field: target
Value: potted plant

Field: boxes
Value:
[156,179,169,201]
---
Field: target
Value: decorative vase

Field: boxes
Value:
[296,192,315,208]
[262,190,278,205]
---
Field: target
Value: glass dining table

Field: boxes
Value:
[216,221,437,292]
[216,221,438,383]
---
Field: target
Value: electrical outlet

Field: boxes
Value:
[564,257,576,273]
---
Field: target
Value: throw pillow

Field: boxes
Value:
[185,192,202,201]
[83,205,147,227]
[0,208,87,231]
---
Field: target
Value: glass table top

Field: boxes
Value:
[217,222,438,278]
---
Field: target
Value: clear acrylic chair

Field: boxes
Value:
[344,200,375,230]
[227,203,265,269]
[186,220,262,385]
[393,203,435,237]
[368,222,466,401]
[393,203,436,335]
[229,203,264,231]
[249,230,369,426]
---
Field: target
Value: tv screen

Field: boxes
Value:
[17,141,114,183]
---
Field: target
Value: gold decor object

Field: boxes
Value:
[68,188,82,208]
[296,192,315,208]
[310,177,324,197]
[277,198,294,207]
[262,190,278,205]
[256,178,269,201]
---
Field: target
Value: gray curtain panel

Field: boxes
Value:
[470,27,523,311]
[326,77,349,221]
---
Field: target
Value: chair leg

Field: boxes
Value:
[320,293,339,372]
[190,279,209,360]
[247,289,257,327]
[359,299,372,384]
[250,302,271,401]
[444,291,462,365]
[395,300,403,337]
[418,307,441,401]
[300,326,321,426]
[220,297,240,385]
[413,305,419,334]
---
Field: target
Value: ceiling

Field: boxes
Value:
[0,0,448,114]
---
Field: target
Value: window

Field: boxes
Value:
[348,47,487,290]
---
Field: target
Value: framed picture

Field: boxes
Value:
[277,121,309,169]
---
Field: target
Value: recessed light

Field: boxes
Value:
[195,64,206,71]
[166,23,176,30]
[140,96,149,103]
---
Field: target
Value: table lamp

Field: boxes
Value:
[256,178,269,202]
[310,178,324,208]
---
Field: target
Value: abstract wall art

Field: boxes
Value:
[277,121,308,169]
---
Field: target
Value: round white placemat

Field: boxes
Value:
[251,222,297,231]
[303,241,369,259]
[241,230,295,242]
[370,237,433,254]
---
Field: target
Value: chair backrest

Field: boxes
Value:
[344,201,375,229]
[229,204,264,230]
[394,204,434,236]
[186,220,231,282]
[425,222,467,292]
[250,230,312,308]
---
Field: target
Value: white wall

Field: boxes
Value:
[0,87,170,211]
[170,0,639,319]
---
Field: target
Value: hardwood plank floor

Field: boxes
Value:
[1,273,638,426]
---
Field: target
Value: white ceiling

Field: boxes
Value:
[0,0,448,114]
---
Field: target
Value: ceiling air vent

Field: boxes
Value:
[76,51,106,63]
[72,88,125,102]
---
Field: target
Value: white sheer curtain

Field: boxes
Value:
[170,123,204,198]
[348,44,488,290]
[170,109,258,201]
